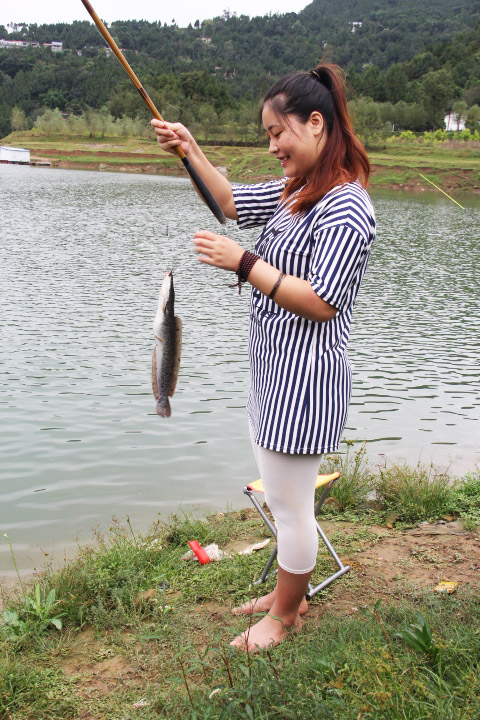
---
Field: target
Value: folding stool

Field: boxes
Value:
[243,472,350,599]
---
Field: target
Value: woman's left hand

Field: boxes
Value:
[194,231,244,272]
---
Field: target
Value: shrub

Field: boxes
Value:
[374,462,455,522]
[451,468,480,529]
[318,442,374,510]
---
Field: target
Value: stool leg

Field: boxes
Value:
[256,545,278,584]
[244,487,278,585]
[245,489,277,537]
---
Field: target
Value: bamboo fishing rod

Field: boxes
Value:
[80,0,226,225]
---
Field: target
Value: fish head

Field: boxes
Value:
[153,269,174,334]
[158,270,174,313]
[159,269,173,311]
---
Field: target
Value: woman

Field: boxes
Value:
[152,63,375,651]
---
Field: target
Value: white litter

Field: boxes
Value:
[132,698,149,708]
[181,543,226,561]
[237,538,270,555]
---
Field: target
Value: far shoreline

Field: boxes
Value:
[2,131,479,196]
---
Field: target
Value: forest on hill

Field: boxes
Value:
[0,0,479,139]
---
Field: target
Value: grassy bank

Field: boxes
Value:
[2,131,480,193]
[2,457,480,719]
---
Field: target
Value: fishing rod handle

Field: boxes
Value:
[182,158,227,225]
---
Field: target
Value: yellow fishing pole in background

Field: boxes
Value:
[419,173,465,209]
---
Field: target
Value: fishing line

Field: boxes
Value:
[419,173,465,209]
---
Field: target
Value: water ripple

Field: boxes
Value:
[1,167,479,572]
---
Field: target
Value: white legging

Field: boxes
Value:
[249,425,322,574]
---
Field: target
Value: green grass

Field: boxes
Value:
[3,131,478,189]
[451,468,480,530]
[374,462,456,523]
[1,462,480,718]
[318,441,375,510]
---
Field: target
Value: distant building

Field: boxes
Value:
[0,146,31,164]
[0,38,29,48]
[0,38,62,51]
[444,112,466,131]
[350,21,363,32]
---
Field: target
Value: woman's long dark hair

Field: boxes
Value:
[261,63,370,214]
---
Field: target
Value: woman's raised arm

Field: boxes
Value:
[151,119,238,221]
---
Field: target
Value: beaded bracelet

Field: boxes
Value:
[233,250,260,294]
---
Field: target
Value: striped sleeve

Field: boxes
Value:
[308,222,368,310]
[232,180,286,229]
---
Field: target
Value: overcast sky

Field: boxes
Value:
[0,0,310,30]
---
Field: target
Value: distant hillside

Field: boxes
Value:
[299,0,476,68]
[2,0,477,73]
[0,0,479,137]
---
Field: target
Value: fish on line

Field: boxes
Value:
[152,270,182,417]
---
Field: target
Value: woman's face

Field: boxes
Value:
[262,101,326,182]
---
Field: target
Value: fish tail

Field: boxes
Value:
[156,397,171,418]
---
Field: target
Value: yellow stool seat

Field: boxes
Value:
[246,471,341,494]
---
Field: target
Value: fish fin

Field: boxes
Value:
[156,397,171,418]
[169,316,182,397]
[151,348,159,401]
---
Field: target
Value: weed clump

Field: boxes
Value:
[318,442,374,511]
[451,468,480,530]
[374,462,455,522]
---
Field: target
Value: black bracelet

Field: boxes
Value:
[268,272,285,300]
[233,250,260,294]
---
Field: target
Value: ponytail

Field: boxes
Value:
[261,63,370,214]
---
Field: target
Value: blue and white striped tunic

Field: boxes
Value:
[232,179,376,454]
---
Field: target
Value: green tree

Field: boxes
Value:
[361,65,386,102]
[348,97,383,147]
[34,108,66,134]
[0,101,11,137]
[385,64,408,104]
[40,88,68,110]
[10,105,26,131]
[421,69,456,130]
[466,104,480,130]
[451,100,468,130]
[196,102,218,142]
[407,51,438,80]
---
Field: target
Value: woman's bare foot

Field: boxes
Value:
[232,591,308,616]
[230,612,302,652]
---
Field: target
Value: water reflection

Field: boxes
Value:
[0,166,479,573]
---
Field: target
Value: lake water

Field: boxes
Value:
[1,164,479,576]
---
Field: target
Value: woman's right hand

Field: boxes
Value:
[150,119,194,156]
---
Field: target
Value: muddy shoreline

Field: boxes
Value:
[27,147,480,195]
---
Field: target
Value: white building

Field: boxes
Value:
[0,146,31,164]
[444,112,466,131]
[0,39,62,51]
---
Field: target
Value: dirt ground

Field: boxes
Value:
[54,518,480,711]
[308,518,480,618]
